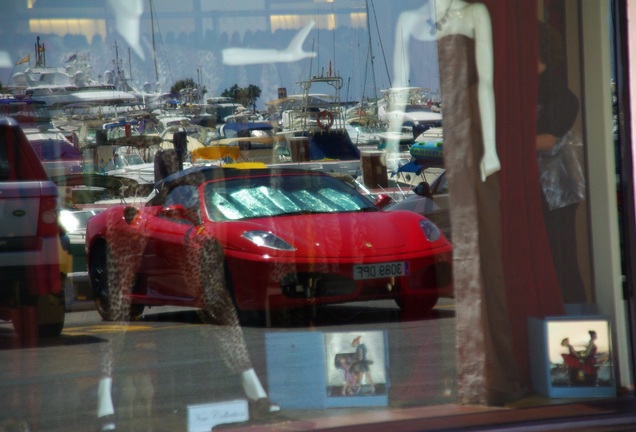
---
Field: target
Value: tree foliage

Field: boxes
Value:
[220,84,262,109]
[170,78,207,100]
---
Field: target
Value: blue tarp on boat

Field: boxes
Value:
[223,122,274,133]
[306,130,360,161]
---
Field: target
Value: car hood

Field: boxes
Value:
[220,211,444,258]
[387,195,441,213]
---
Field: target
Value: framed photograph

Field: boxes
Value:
[529,316,615,398]
[265,330,389,409]
[323,331,388,399]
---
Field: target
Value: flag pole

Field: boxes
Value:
[6,57,19,90]
[7,54,31,92]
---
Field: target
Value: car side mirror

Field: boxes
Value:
[374,194,393,209]
[162,204,199,225]
[414,182,432,198]
[123,206,139,225]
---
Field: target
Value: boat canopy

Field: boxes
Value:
[306,131,360,161]
[223,122,274,133]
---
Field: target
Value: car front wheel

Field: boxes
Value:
[90,241,144,321]
[221,263,264,327]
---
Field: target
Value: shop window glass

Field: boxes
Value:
[0,1,631,431]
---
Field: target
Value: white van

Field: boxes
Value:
[0,116,66,339]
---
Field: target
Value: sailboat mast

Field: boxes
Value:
[149,0,159,83]
[365,0,379,102]
[128,48,133,82]
[331,1,336,77]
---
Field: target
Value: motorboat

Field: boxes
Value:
[9,37,139,115]
[378,87,442,143]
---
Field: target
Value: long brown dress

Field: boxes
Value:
[438,34,520,404]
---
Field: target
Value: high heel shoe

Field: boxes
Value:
[96,414,117,432]
[249,398,281,419]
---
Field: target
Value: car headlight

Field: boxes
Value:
[59,209,80,233]
[242,230,296,251]
[419,219,442,242]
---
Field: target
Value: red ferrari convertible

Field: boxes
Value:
[86,166,452,323]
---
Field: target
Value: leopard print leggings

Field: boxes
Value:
[99,209,252,383]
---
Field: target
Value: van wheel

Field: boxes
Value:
[11,291,65,341]
[37,290,65,337]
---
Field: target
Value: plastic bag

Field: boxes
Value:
[537,131,586,210]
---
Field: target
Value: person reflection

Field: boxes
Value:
[392,0,521,405]
[351,336,375,394]
[536,21,586,304]
[95,166,279,431]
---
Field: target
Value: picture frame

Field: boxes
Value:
[528,316,616,398]
[323,331,388,401]
[265,330,389,409]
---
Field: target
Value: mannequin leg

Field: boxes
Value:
[186,238,280,415]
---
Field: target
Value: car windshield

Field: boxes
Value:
[203,173,375,221]
[120,152,145,165]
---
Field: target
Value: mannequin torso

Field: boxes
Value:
[434,0,476,39]
[393,0,498,180]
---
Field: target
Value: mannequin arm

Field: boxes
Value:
[393,15,411,89]
[472,4,499,181]
[387,13,416,144]
[394,7,435,88]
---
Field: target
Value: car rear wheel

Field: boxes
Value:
[90,241,145,321]
[270,306,312,328]
[394,294,438,321]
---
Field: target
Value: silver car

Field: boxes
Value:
[387,170,451,240]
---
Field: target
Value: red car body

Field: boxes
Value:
[85,166,452,321]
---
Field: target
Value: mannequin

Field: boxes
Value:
[392,0,520,405]
[393,0,498,181]
[96,212,279,431]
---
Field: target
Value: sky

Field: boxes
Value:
[1,0,441,108]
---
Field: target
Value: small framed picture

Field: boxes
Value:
[529,316,615,398]
[323,330,388,399]
[265,330,389,409]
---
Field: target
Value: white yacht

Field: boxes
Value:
[9,37,139,115]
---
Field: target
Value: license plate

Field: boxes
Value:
[353,261,409,280]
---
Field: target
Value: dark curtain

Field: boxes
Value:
[480,0,565,386]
